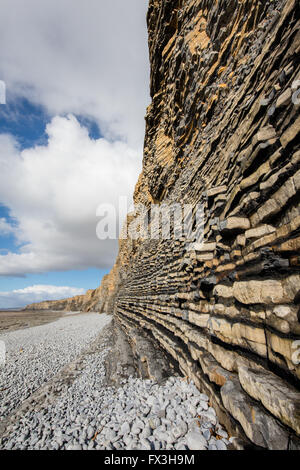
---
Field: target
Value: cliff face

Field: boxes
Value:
[25,289,98,312]
[99,0,300,449]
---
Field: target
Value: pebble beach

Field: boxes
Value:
[0,312,232,450]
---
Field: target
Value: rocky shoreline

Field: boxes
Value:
[0,314,232,450]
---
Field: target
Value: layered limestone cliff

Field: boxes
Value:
[97,0,300,450]
[25,289,99,312]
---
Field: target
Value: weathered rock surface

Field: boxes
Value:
[96,0,300,450]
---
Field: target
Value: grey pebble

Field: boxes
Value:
[0,314,232,451]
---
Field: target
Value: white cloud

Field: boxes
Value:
[0,284,85,309]
[0,1,149,278]
[0,115,140,276]
[0,0,150,147]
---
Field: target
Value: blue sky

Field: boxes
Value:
[0,0,149,308]
[0,205,18,254]
[0,96,49,149]
[0,267,108,292]
[0,94,102,149]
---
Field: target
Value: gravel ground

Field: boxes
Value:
[0,313,111,418]
[0,313,233,450]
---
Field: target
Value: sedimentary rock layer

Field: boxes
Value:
[98,0,300,450]
[25,289,98,312]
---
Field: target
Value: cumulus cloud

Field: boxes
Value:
[0,1,149,279]
[0,115,140,276]
[0,0,150,147]
[0,285,85,309]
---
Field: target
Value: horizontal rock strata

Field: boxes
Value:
[24,289,98,312]
[98,0,300,450]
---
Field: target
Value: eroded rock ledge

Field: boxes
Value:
[97,0,300,450]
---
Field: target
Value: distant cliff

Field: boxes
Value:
[96,0,300,450]
[25,289,98,312]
